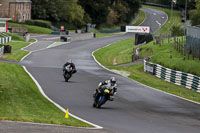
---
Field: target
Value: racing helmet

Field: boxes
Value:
[110,77,116,85]
[67,59,72,64]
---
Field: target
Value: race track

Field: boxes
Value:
[21,8,200,133]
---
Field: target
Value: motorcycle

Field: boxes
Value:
[63,65,72,82]
[93,84,113,108]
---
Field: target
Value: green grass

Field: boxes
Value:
[140,37,200,76]
[133,10,146,26]
[142,5,183,35]
[94,38,135,66]
[95,33,115,38]
[1,41,30,61]
[0,63,91,127]
[108,65,200,103]
[8,22,53,34]
[6,33,25,41]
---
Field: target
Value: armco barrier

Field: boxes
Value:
[0,46,4,58]
[0,34,12,44]
[144,60,200,93]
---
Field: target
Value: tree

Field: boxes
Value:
[78,0,140,27]
[190,0,200,25]
[31,0,85,28]
[78,0,110,27]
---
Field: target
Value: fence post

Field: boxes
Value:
[188,43,190,60]
[192,45,195,60]
[183,45,186,60]
[199,46,200,60]
[168,35,170,43]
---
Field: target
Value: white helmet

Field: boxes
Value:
[110,77,116,84]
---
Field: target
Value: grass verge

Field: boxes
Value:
[5,33,25,41]
[1,41,30,61]
[140,37,200,76]
[133,10,146,26]
[95,33,115,38]
[8,22,53,34]
[94,38,135,66]
[0,63,91,127]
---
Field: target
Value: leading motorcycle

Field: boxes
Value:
[93,84,113,108]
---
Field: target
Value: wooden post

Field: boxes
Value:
[188,44,190,60]
[174,39,176,49]
[183,45,186,60]
[168,35,169,43]
[199,47,200,60]
[192,46,195,60]
[178,39,179,52]
[181,45,183,55]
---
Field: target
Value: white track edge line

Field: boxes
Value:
[23,66,103,129]
[46,42,57,48]
[21,38,38,50]
[47,42,70,49]
[20,52,32,61]
[92,44,200,106]
[139,8,147,26]
[1,120,101,130]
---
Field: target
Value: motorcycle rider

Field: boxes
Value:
[93,77,117,101]
[63,59,77,76]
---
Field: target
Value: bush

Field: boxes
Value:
[172,25,184,36]
[25,20,51,28]
[190,10,200,26]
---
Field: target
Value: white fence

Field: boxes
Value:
[0,33,12,44]
[144,60,200,93]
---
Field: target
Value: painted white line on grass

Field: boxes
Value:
[92,43,200,106]
[23,66,103,129]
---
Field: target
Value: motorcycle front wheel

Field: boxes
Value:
[64,73,71,82]
[97,96,105,108]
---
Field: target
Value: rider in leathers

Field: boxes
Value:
[93,77,117,101]
[63,60,77,76]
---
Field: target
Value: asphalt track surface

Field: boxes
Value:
[2,8,200,133]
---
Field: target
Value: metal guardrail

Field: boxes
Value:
[144,60,200,92]
[0,33,12,44]
[0,46,4,58]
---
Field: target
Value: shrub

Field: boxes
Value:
[172,25,184,36]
